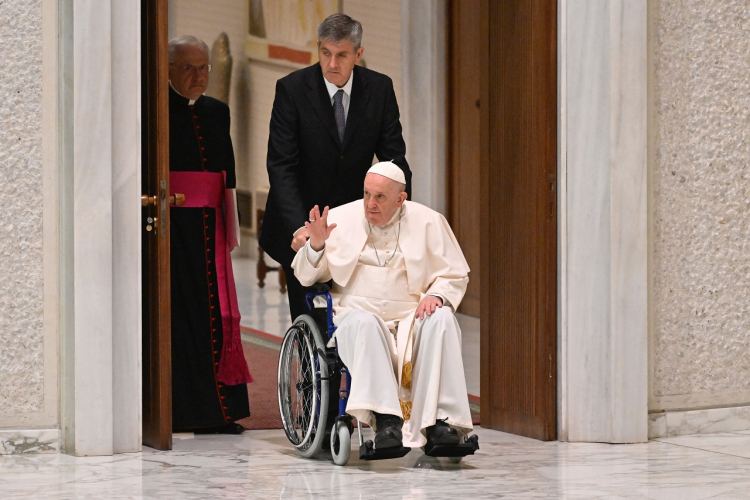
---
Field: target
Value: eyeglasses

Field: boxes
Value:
[171,63,212,74]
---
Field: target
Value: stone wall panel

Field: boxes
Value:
[0,0,44,414]
[652,0,750,404]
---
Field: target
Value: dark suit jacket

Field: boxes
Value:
[260,64,411,267]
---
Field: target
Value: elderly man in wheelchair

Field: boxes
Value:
[277,161,478,465]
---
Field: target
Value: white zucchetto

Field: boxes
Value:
[367,161,406,185]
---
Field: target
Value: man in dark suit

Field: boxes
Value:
[260,13,412,322]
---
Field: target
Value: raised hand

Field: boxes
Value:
[305,205,337,251]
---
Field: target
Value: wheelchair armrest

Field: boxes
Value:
[312,282,331,293]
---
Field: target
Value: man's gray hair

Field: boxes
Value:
[168,35,209,63]
[317,13,363,51]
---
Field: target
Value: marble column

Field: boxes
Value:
[111,0,142,454]
[59,0,141,456]
[558,0,648,443]
[401,0,447,214]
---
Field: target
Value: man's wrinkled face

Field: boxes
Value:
[363,173,407,227]
[318,39,363,88]
[169,44,210,100]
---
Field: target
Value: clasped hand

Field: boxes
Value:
[305,205,337,252]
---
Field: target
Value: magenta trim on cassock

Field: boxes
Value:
[170,171,253,385]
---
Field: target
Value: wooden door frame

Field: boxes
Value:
[445,0,481,318]
[452,0,557,440]
[141,0,172,451]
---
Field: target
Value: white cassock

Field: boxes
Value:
[292,200,473,448]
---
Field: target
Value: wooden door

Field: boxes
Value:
[479,0,557,440]
[141,0,172,451]
[447,0,481,317]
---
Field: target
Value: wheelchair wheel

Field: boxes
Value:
[330,421,351,466]
[277,315,330,458]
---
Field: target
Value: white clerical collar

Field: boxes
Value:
[323,71,353,100]
[169,81,198,105]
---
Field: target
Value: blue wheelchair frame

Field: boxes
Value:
[305,290,412,460]
[305,291,406,461]
[304,291,352,427]
[303,289,479,462]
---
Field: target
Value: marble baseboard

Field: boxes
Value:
[649,405,750,439]
[0,429,60,455]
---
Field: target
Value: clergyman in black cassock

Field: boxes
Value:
[168,36,251,433]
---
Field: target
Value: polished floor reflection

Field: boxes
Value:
[2,427,750,498]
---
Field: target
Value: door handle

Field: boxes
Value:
[141,193,185,206]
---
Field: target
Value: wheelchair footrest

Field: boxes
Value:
[423,434,479,458]
[359,440,411,461]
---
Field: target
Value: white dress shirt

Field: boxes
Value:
[323,71,353,121]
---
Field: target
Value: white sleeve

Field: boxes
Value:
[305,243,325,267]
[292,241,332,286]
[426,293,451,309]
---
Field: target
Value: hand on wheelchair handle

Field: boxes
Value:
[305,205,337,252]
[291,227,310,252]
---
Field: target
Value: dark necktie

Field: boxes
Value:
[333,89,346,143]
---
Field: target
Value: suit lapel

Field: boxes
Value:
[341,66,370,151]
[305,65,341,147]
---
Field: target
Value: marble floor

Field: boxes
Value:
[3,251,749,497]
[232,253,481,396]
[2,427,750,498]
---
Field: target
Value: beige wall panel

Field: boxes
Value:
[0,0,46,419]
[169,0,252,192]
[248,62,288,196]
[344,0,403,107]
[651,0,750,410]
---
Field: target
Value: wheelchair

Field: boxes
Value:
[277,287,479,466]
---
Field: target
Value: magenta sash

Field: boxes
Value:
[170,171,252,385]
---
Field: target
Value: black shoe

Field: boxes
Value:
[373,412,403,449]
[425,419,459,446]
[194,423,245,435]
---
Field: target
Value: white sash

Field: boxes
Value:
[332,263,420,400]
[333,264,420,304]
